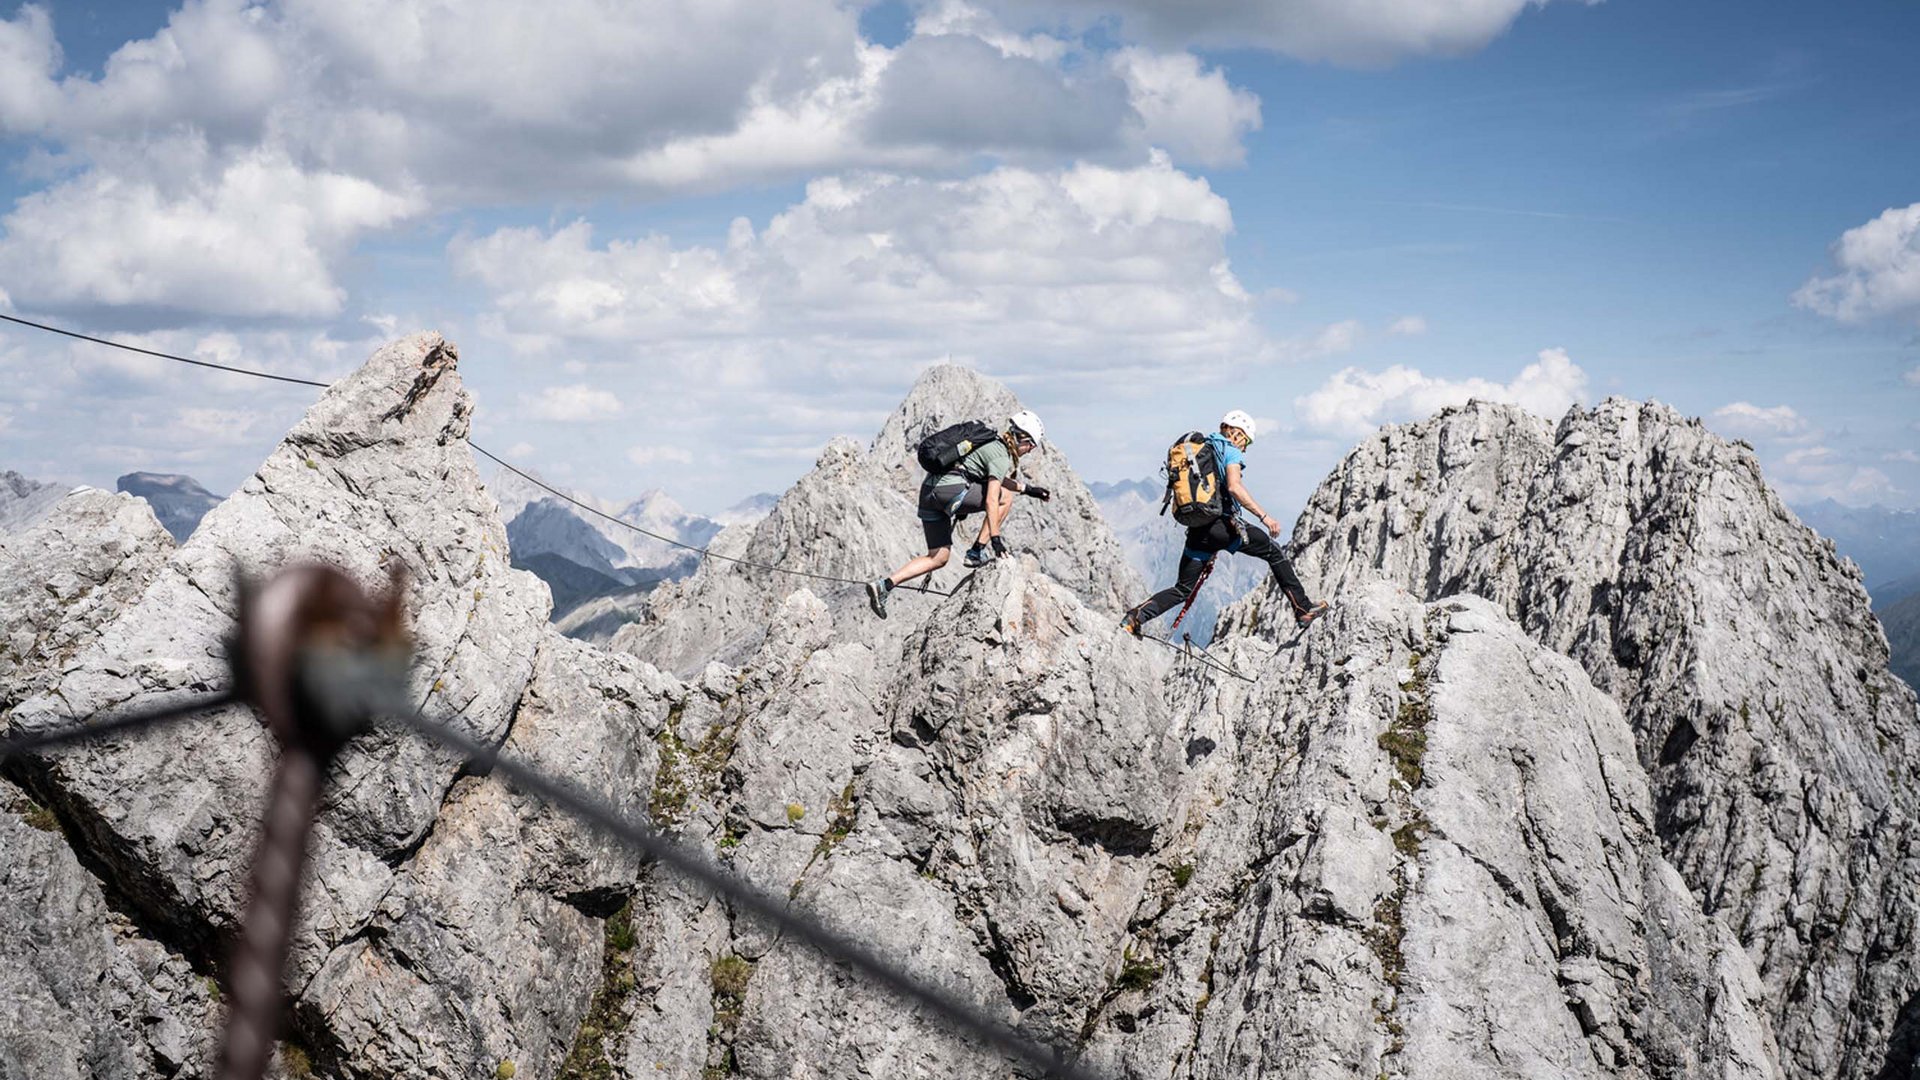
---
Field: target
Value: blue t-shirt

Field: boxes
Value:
[1205,433,1245,513]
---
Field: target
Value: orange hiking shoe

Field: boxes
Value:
[1295,600,1330,628]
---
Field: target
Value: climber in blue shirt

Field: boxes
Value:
[1124,409,1327,635]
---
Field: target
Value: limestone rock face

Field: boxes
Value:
[5,334,550,961]
[0,334,615,1079]
[0,489,174,707]
[295,634,680,1079]
[1269,398,1920,1080]
[0,794,221,1080]
[0,468,65,533]
[1062,583,1777,1080]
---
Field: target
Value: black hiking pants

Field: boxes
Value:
[1132,519,1313,625]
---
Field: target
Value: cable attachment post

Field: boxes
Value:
[219,564,410,1080]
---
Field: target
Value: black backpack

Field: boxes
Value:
[1161,431,1225,527]
[916,421,1000,477]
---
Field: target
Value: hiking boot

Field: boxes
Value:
[963,544,991,569]
[866,577,891,619]
[1295,600,1330,628]
[1120,612,1143,639]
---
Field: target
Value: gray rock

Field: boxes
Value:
[294,631,680,1078]
[1077,582,1778,1080]
[0,785,219,1080]
[1,334,560,1075]
[615,364,1141,677]
[0,488,174,708]
[0,468,66,534]
[11,341,1904,1080]
[1271,398,1920,1079]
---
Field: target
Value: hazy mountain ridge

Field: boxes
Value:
[1794,498,1920,600]
[114,472,221,543]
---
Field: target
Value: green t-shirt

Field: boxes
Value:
[936,438,1014,487]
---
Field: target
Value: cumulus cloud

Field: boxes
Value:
[867,33,1132,158]
[1295,348,1589,437]
[1794,203,1920,323]
[1110,47,1261,166]
[0,140,420,318]
[1905,364,1920,387]
[3,1,1259,201]
[521,384,624,422]
[0,319,384,491]
[1387,315,1427,336]
[1770,445,1897,506]
[1710,402,1810,441]
[454,153,1265,366]
[0,1,1265,324]
[979,0,1600,66]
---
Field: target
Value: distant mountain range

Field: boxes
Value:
[483,466,773,638]
[115,472,221,543]
[1794,499,1920,604]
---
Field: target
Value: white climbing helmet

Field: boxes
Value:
[1008,409,1046,445]
[1221,409,1257,444]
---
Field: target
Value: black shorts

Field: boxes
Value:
[918,478,987,551]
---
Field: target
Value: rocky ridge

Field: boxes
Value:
[1,347,1912,1080]
[1260,397,1920,1080]
[0,468,66,533]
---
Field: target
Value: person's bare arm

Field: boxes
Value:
[1224,464,1281,533]
[977,478,1010,543]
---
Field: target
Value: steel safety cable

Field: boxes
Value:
[0,691,238,760]
[376,699,1110,1080]
[2,313,984,600]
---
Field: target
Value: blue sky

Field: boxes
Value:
[1,0,1915,520]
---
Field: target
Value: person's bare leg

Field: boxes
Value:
[889,547,951,586]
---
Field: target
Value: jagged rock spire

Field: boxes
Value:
[1259,396,1920,1080]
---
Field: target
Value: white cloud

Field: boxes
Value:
[505,441,536,459]
[1769,445,1897,506]
[1295,348,1589,437]
[627,444,696,467]
[521,384,623,422]
[0,2,1265,324]
[1905,364,1920,387]
[454,154,1262,366]
[978,0,1600,66]
[0,320,384,493]
[1110,48,1261,166]
[4,2,1259,203]
[1387,315,1427,337]
[0,140,420,318]
[1711,402,1810,441]
[1794,203,1920,323]
[1885,449,1920,464]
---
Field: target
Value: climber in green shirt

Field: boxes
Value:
[866,411,1051,618]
